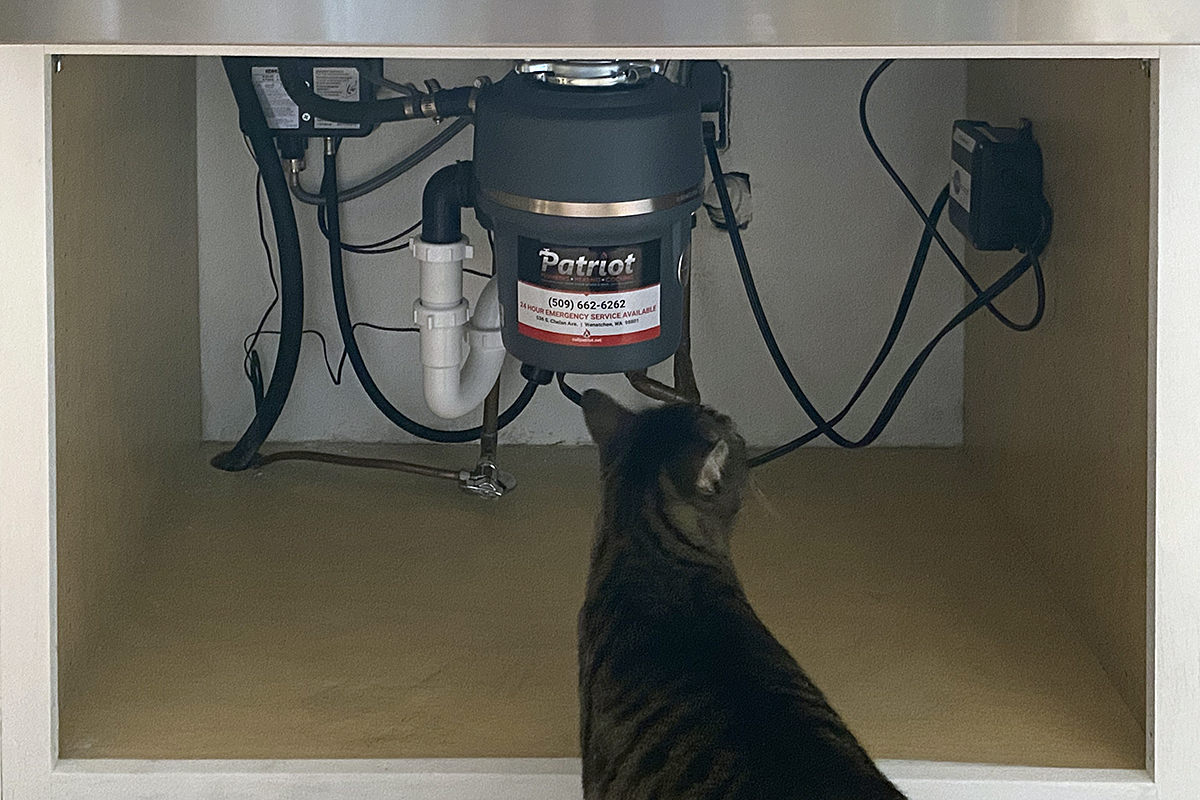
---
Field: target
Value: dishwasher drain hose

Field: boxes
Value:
[212,57,306,472]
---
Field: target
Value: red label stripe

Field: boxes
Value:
[518,323,660,347]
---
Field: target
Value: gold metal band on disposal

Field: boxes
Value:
[479,184,703,218]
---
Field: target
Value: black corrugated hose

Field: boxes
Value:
[212,57,307,472]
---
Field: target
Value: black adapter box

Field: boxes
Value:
[949,120,1044,251]
[249,58,382,139]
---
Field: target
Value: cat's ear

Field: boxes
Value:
[696,438,730,495]
[581,390,632,451]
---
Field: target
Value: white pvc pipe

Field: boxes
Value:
[412,238,507,419]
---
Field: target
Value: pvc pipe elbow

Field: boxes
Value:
[420,277,506,419]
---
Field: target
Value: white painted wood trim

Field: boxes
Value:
[1144,52,1160,780]
[1151,45,1200,800]
[884,762,1155,800]
[49,760,1154,800]
[0,42,1184,800]
[0,45,55,800]
[42,43,1160,60]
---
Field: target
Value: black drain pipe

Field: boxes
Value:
[421,161,475,244]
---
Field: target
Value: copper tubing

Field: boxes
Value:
[625,244,700,405]
[480,378,501,463]
[673,243,700,401]
[255,450,460,481]
[625,369,698,405]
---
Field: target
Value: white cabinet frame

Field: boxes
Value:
[1,42,1197,800]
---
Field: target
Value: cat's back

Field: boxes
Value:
[579,558,903,800]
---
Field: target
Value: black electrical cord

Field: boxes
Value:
[741,185,950,459]
[704,134,850,446]
[313,212,490,277]
[244,323,419,387]
[860,59,1048,330]
[476,229,497,279]
[242,171,280,390]
[750,251,1041,466]
[316,209,419,254]
[555,181,948,431]
[241,163,427,395]
[214,57,307,472]
[323,147,538,442]
[708,132,1049,461]
[556,373,583,406]
[715,59,1051,465]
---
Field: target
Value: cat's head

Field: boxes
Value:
[581,390,748,517]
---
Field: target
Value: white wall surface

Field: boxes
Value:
[198,58,966,446]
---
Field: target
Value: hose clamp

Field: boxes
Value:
[515,60,662,87]
[420,94,439,120]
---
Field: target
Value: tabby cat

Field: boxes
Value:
[578,390,906,800]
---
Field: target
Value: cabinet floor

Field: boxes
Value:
[58,445,1143,768]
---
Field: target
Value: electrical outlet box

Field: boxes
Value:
[949,120,1045,251]
[249,58,382,138]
